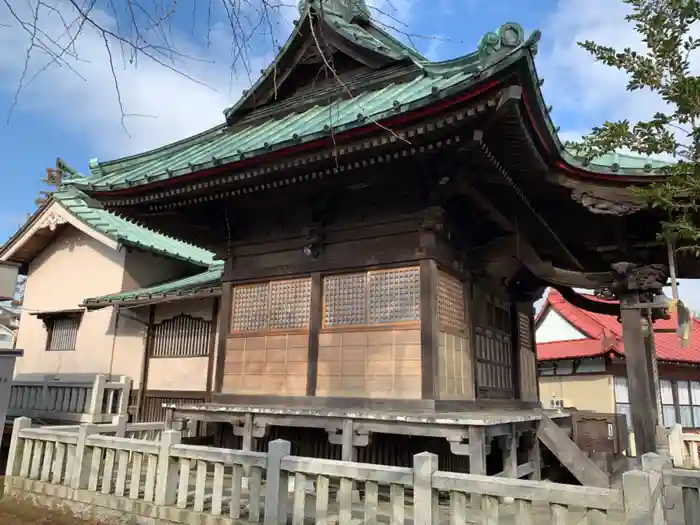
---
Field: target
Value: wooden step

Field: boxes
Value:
[537,411,610,488]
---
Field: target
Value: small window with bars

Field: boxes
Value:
[151,314,213,358]
[45,315,81,351]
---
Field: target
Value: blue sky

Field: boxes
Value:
[1,0,698,306]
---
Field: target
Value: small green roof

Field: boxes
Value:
[50,189,214,267]
[83,262,223,307]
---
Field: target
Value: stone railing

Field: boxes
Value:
[44,420,166,441]
[668,423,700,469]
[5,417,680,525]
[8,374,132,425]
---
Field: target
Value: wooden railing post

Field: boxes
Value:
[87,375,107,423]
[5,416,31,478]
[413,452,438,525]
[264,439,291,525]
[622,467,665,525]
[154,429,181,505]
[70,423,97,489]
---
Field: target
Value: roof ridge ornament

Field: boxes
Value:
[477,22,532,60]
[298,0,371,24]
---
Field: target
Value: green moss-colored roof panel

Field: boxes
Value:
[52,189,214,267]
[77,23,533,192]
[75,21,674,194]
[80,65,491,191]
[83,262,223,307]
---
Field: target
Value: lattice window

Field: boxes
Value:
[438,271,465,330]
[269,279,312,329]
[231,278,311,333]
[474,293,514,399]
[368,267,420,324]
[46,316,80,351]
[232,283,269,332]
[323,273,367,327]
[323,267,420,327]
[151,314,212,358]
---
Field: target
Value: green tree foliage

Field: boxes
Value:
[576,0,700,250]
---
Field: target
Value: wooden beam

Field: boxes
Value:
[205,297,221,400]
[135,304,156,422]
[213,281,233,394]
[537,412,610,488]
[419,259,438,400]
[619,292,658,455]
[306,272,322,396]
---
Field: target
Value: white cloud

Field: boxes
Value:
[0,1,288,160]
[0,0,418,163]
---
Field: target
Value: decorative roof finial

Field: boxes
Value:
[298,0,371,24]
[477,22,526,60]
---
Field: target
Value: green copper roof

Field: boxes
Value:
[83,262,223,307]
[51,189,214,267]
[74,21,673,194]
[224,0,424,122]
[79,24,534,191]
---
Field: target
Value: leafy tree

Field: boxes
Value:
[575,0,700,250]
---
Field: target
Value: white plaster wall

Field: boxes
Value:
[14,228,126,376]
[147,357,209,391]
[535,307,587,344]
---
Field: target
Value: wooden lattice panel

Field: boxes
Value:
[438,272,465,330]
[518,312,532,352]
[323,273,367,327]
[152,314,212,357]
[368,267,420,324]
[232,283,269,332]
[475,327,514,399]
[269,278,312,329]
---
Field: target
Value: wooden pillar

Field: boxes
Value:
[135,304,156,422]
[468,427,486,475]
[501,425,517,477]
[620,292,657,455]
[306,273,322,396]
[509,301,522,400]
[527,429,542,480]
[213,281,233,394]
[419,259,438,400]
[341,418,356,462]
[205,297,221,400]
[643,312,662,427]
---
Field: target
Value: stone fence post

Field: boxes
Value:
[413,452,439,525]
[87,374,107,423]
[154,429,182,505]
[264,439,291,525]
[622,456,667,525]
[5,416,31,479]
[70,422,99,489]
[668,424,684,467]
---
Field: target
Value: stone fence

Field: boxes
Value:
[8,374,131,424]
[5,417,700,524]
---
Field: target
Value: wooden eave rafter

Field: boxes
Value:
[97,86,505,211]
